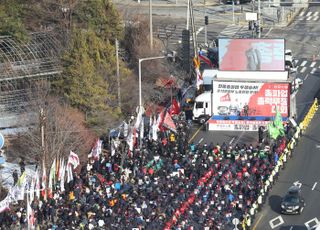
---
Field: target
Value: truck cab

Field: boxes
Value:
[285,49,297,73]
[193,91,212,124]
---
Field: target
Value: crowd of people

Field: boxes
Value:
[0,114,293,230]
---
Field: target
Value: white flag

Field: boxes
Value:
[134,108,143,129]
[126,128,134,152]
[66,163,73,183]
[35,170,40,199]
[88,139,102,160]
[152,115,158,141]
[60,160,66,191]
[29,172,36,203]
[68,151,80,169]
[27,194,35,229]
[140,115,144,140]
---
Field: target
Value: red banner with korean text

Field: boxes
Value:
[212,81,290,117]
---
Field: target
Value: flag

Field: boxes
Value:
[41,160,47,201]
[15,171,27,201]
[193,56,203,90]
[68,151,80,169]
[126,128,134,152]
[140,115,144,140]
[268,122,280,140]
[56,157,60,178]
[48,158,56,199]
[134,108,144,129]
[27,194,35,230]
[148,116,153,140]
[66,151,80,183]
[29,172,36,203]
[156,109,165,131]
[169,98,180,115]
[35,169,40,199]
[152,115,158,141]
[66,163,73,183]
[274,107,285,137]
[199,53,213,68]
[35,170,40,199]
[88,139,103,160]
[60,159,66,192]
[163,111,177,133]
[58,158,65,181]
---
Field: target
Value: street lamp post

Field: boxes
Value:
[138,56,166,148]
[138,56,166,111]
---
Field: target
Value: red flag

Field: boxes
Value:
[163,112,177,133]
[199,53,213,68]
[169,98,180,115]
[156,110,165,132]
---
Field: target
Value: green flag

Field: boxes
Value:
[274,107,285,137]
[268,122,280,140]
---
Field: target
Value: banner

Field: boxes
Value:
[208,119,272,131]
[218,38,285,71]
[212,81,290,117]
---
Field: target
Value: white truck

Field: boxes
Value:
[202,69,219,91]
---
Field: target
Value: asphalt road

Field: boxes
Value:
[250,5,320,229]
[252,109,320,230]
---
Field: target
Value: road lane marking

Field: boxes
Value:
[188,125,202,144]
[252,214,264,230]
[196,26,204,35]
[198,137,204,144]
[301,60,308,66]
[311,68,317,74]
[306,16,312,21]
[229,137,235,145]
[315,12,319,16]
[300,66,307,73]
[307,12,312,16]
[305,217,319,230]
[312,182,317,190]
[290,226,293,230]
[299,11,305,17]
[293,180,302,188]
[316,144,320,149]
[314,16,320,21]
[305,74,310,81]
[310,61,316,67]
[269,216,284,229]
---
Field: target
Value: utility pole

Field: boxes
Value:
[149,0,153,50]
[190,0,197,56]
[116,39,121,109]
[232,0,235,24]
[186,0,190,30]
[258,0,261,38]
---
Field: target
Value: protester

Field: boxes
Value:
[0,109,293,230]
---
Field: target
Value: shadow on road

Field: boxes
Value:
[279,225,307,230]
[268,195,282,213]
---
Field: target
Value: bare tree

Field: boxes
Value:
[7,81,96,167]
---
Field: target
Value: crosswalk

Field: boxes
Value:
[218,24,251,38]
[295,58,320,78]
[297,10,320,21]
[154,21,219,47]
